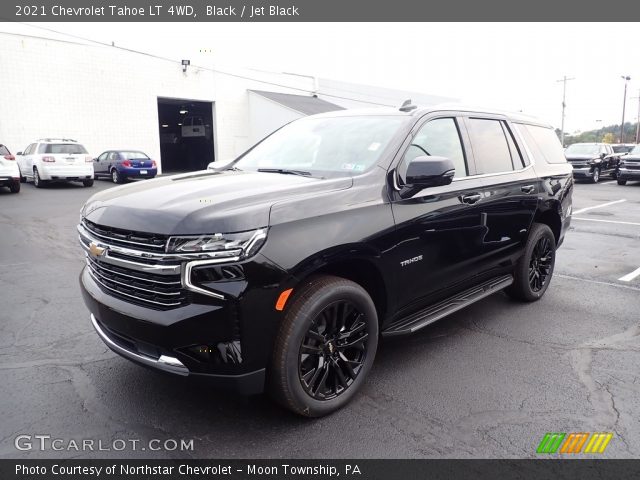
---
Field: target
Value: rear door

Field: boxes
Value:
[462,115,538,266]
[20,143,36,175]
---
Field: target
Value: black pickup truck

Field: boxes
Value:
[564,142,621,183]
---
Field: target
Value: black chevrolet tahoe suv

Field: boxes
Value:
[79,105,573,417]
[616,144,640,185]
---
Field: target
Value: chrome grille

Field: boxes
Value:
[85,255,187,309]
[82,219,168,252]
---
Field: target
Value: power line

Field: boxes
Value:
[7,23,397,108]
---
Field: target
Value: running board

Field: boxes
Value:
[382,275,514,337]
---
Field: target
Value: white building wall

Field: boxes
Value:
[248,92,302,146]
[0,33,315,172]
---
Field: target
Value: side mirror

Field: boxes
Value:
[16,152,22,156]
[400,156,455,198]
[600,153,606,159]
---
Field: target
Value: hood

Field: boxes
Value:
[623,153,640,161]
[83,170,352,235]
[565,154,597,161]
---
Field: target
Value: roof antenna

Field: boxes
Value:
[399,99,417,112]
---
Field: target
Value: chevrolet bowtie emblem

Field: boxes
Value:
[88,242,106,257]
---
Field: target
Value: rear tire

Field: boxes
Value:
[617,179,627,186]
[269,275,378,417]
[82,179,94,187]
[506,223,556,302]
[9,181,20,193]
[111,169,123,184]
[33,168,44,188]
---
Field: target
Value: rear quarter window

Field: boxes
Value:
[0,145,9,155]
[515,123,567,164]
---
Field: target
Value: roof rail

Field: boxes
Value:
[36,138,78,143]
[399,99,417,112]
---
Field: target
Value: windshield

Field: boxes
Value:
[565,144,600,155]
[234,115,407,177]
[631,145,640,155]
[612,145,633,153]
[0,145,9,155]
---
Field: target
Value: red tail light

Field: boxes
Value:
[3,154,15,161]
[42,156,55,163]
[85,155,93,163]
[151,160,157,167]
[122,160,132,167]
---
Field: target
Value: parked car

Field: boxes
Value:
[16,139,94,188]
[78,105,573,417]
[0,144,20,193]
[611,143,635,155]
[181,116,207,138]
[564,142,620,183]
[616,144,640,185]
[93,150,157,184]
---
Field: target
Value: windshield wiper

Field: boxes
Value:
[257,168,311,177]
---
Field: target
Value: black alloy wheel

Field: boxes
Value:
[298,300,368,400]
[529,236,554,292]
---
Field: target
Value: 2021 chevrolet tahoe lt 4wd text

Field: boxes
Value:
[78,104,573,417]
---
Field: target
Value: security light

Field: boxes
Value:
[181,59,190,73]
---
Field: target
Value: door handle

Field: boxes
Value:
[461,193,482,204]
[521,185,535,194]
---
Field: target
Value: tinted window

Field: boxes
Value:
[467,118,514,174]
[41,143,88,154]
[400,117,467,180]
[118,151,149,159]
[516,124,567,164]
[0,145,9,155]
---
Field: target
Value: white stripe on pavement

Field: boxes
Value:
[572,217,640,227]
[557,274,640,292]
[619,267,640,282]
[572,199,626,215]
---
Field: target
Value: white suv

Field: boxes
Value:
[16,139,94,188]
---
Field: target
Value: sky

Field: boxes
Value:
[3,22,640,133]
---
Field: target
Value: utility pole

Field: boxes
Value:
[557,76,575,147]
[632,90,640,144]
[620,75,631,143]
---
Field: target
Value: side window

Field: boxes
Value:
[37,144,47,154]
[467,118,514,174]
[24,144,35,155]
[515,123,567,164]
[108,152,119,162]
[98,152,109,161]
[400,117,467,182]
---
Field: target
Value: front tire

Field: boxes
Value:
[82,179,94,187]
[506,223,556,302]
[270,275,378,417]
[591,168,600,183]
[617,179,627,186]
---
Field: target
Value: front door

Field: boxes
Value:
[389,115,490,314]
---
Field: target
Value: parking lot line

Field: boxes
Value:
[572,199,626,215]
[572,217,640,227]
[599,180,616,185]
[557,274,640,292]
[619,266,640,282]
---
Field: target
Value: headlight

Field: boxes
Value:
[166,228,267,259]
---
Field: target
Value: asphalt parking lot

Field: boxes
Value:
[1,177,639,459]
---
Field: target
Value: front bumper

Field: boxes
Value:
[80,251,291,395]
[40,164,93,180]
[617,167,640,180]
[571,166,594,178]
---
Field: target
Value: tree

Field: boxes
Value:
[602,132,616,144]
